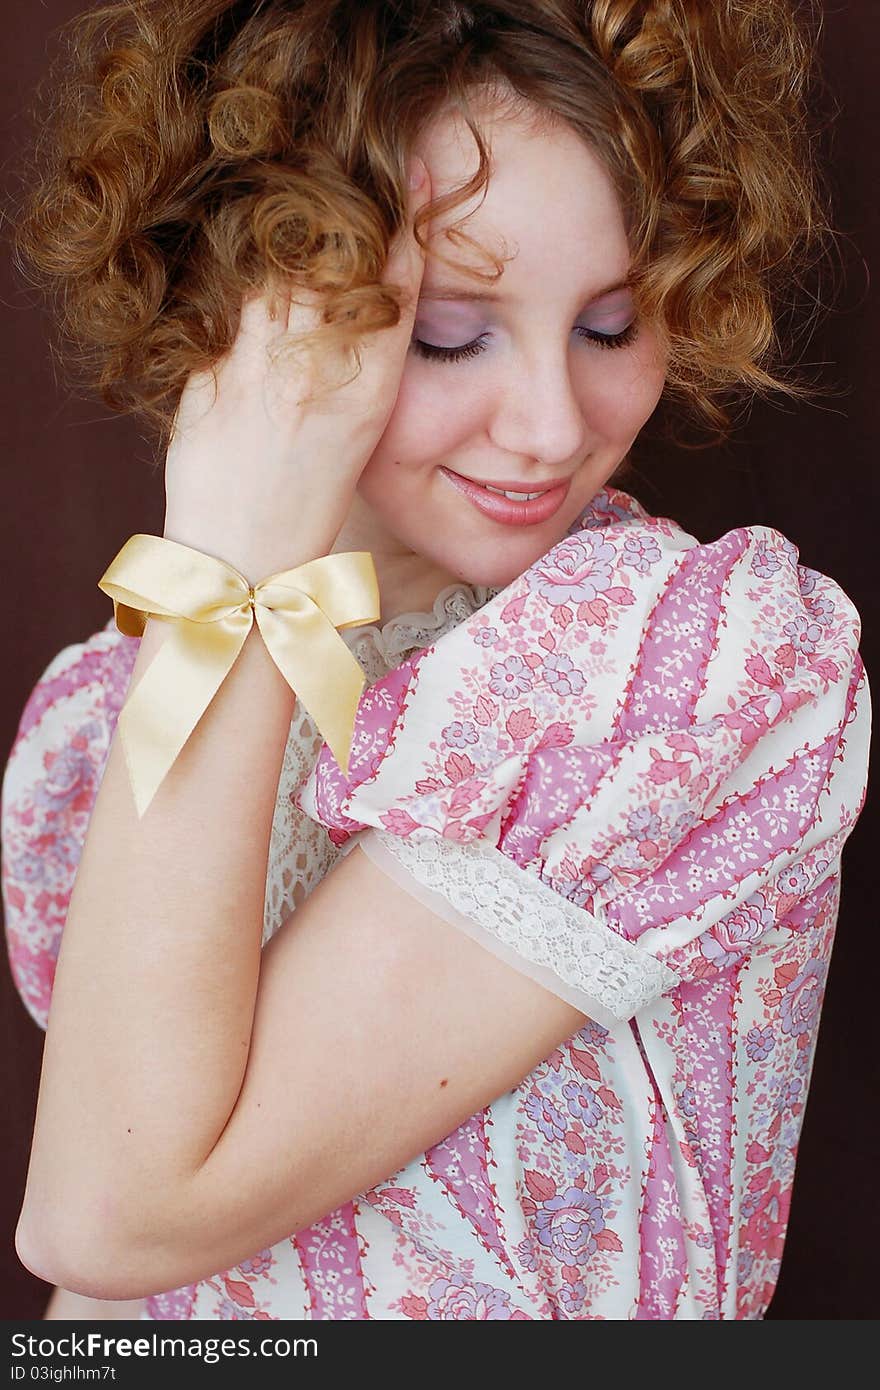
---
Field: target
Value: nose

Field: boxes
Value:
[485,344,589,472]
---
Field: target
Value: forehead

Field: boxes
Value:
[414,101,631,295]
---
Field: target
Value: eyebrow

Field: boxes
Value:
[418,277,632,303]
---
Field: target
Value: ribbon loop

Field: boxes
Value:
[98,535,380,819]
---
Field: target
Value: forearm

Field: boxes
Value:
[19,602,298,1257]
[44,1287,146,1321]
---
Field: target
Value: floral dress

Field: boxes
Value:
[1,485,871,1319]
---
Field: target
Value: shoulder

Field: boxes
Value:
[300,486,868,845]
[508,486,865,734]
[3,615,141,820]
[2,620,141,1029]
[6,618,140,775]
[528,484,863,647]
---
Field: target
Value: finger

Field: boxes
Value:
[266,281,295,330]
[237,289,289,343]
[263,284,331,413]
[228,288,299,381]
[229,294,275,369]
[380,161,433,319]
[285,283,328,339]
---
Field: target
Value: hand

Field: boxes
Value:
[162,161,431,580]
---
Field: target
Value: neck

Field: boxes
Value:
[331,491,466,625]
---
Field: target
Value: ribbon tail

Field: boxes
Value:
[256,602,365,778]
[118,618,247,818]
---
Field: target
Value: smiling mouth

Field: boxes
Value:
[446,469,571,499]
[481,484,549,500]
[438,466,572,527]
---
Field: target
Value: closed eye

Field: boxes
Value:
[411,320,639,364]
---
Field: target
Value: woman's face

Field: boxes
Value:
[352,99,668,591]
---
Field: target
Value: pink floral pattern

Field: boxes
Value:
[1,486,870,1318]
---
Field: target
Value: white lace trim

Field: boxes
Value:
[263,702,342,947]
[340,580,502,674]
[343,826,680,1024]
[263,579,498,944]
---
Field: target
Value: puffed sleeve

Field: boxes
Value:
[296,498,871,1027]
[1,619,139,1029]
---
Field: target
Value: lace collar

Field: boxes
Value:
[341,579,502,683]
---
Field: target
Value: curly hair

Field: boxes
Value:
[12,0,837,452]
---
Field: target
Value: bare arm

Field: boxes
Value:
[44,1287,146,1321]
[16,600,588,1299]
[16,611,300,1271]
[13,192,588,1300]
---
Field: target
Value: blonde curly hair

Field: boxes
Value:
[13,0,836,451]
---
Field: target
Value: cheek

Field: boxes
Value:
[355,451,404,517]
[359,331,668,499]
[358,366,478,488]
[578,344,666,440]
[627,327,669,421]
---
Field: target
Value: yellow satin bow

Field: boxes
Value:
[97,534,380,819]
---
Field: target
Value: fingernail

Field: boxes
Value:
[408,157,426,191]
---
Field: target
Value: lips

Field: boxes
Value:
[456,474,571,494]
[439,466,571,527]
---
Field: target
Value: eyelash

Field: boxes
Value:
[411,320,639,364]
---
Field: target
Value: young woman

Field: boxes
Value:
[3,0,870,1320]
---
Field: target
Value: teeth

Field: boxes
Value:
[483,485,548,501]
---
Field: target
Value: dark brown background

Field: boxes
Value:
[1,2,875,1320]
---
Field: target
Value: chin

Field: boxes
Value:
[430,535,565,592]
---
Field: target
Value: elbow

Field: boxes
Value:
[15,1200,160,1302]
[15,1209,59,1289]
[16,1203,118,1300]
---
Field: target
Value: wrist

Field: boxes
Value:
[161,517,339,583]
